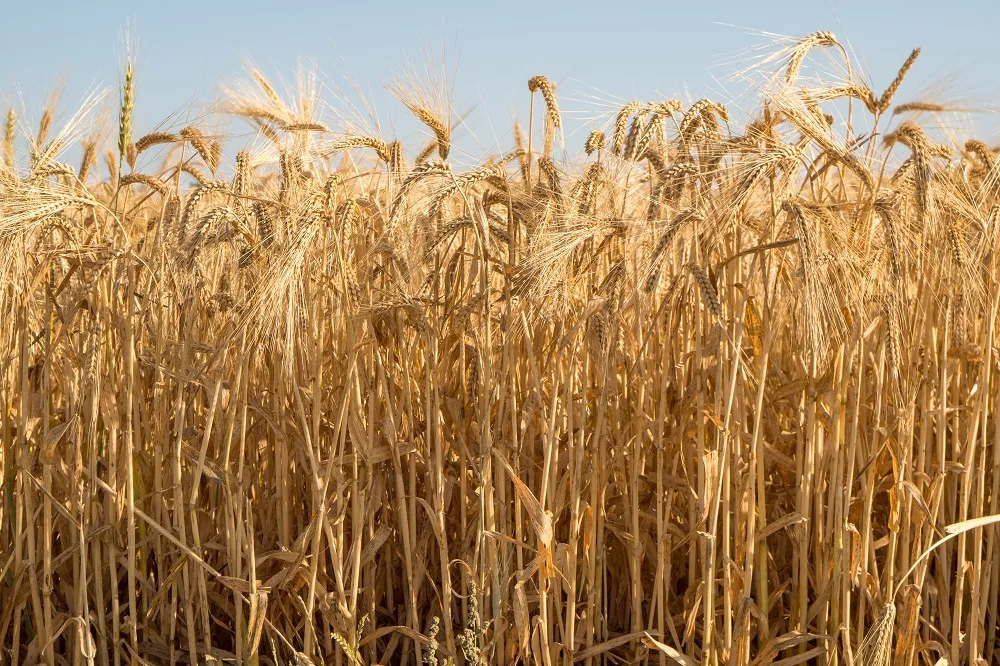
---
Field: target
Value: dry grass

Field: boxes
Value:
[2,31,1000,666]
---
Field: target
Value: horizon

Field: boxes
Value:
[3,1,999,166]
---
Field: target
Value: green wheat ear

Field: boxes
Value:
[117,59,134,164]
[331,630,363,666]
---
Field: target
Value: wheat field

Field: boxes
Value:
[1,31,1000,666]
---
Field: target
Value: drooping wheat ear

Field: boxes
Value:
[891,101,949,115]
[879,48,921,113]
[785,31,839,84]
[688,263,722,321]
[182,163,210,185]
[280,121,330,132]
[612,101,641,155]
[888,121,932,228]
[4,109,15,169]
[856,602,896,666]
[180,181,230,233]
[584,129,606,155]
[875,192,904,292]
[661,161,698,201]
[647,99,684,116]
[528,75,561,129]
[679,99,727,143]
[644,208,703,292]
[411,106,451,160]
[180,127,218,172]
[432,164,507,216]
[805,85,879,114]
[965,139,996,171]
[631,113,666,161]
[119,173,172,197]
[327,136,392,163]
[644,148,666,178]
[537,156,561,195]
[133,132,178,156]
[497,148,525,169]
[187,205,238,266]
[415,140,437,165]
[78,140,96,183]
[118,59,134,164]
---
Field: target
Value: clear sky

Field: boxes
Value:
[2,0,998,163]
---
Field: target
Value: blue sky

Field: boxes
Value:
[2,0,998,163]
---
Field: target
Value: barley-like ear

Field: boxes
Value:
[528,75,561,130]
[878,48,921,113]
[389,63,452,160]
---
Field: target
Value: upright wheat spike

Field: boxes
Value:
[78,140,96,182]
[689,263,722,321]
[118,59,134,165]
[878,48,921,113]
[584,129,606,155]
[4,109,15,169]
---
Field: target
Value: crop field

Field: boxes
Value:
[1,30,999,666]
